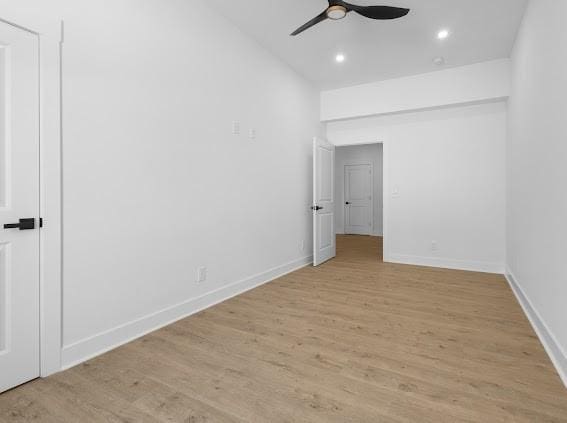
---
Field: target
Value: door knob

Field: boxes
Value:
[345,202,351,205]
[3,218,35,230]
[311,206,323,211]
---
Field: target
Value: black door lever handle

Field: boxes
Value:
[311,206,324,211]
[3,218,35,230]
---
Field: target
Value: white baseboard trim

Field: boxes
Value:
[61,255,313,370]
[386,254,504,274]
[505,269,567,388]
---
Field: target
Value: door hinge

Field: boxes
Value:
[40,218,43,228]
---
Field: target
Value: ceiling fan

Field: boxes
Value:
[291,1,410,36]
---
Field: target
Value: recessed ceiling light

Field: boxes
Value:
[335,53,346,63]
[437,29,450,40]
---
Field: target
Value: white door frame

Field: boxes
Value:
[335,141,388,258]
[0,14,63,377]
[380,142,389,260]
[343,162,373,235]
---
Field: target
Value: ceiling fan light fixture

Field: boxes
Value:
[326,5,347,20]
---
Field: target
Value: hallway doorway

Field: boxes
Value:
[335,143,383,261]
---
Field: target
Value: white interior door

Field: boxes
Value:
[0,21,40,393]
[345,164,373,235]
[313,137,335,266]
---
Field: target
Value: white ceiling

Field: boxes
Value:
[206,0,528,90]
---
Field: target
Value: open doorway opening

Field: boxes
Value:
[334,143,383,261]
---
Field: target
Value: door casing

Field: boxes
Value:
[0,14,62,377]
[334,141,389,259]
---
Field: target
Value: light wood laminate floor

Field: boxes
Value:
[1,235,566,422]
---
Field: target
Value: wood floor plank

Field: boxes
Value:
[1,235,566,422]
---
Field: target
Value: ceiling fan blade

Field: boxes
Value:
[291,11,328,36]
[345,4,410,20]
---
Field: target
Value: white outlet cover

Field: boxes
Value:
[249,128,256,139]
[197,266,207,282]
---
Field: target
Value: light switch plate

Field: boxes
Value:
[232,121,240,135]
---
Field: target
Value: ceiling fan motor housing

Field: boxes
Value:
[327,5,348,20]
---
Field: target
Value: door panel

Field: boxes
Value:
[313,138,335,266]
[318,213,333,249]
[0,21,40,393]
[0,242,8,353]
[345,164,373,235]
[0,47,6,209]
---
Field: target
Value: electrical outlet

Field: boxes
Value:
[299,240,305,252]
[431,241,438,252]
[197,266,207,283]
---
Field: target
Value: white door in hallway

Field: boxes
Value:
[0,21,41,393]
[344,164,373,235]
[313,137,335,266]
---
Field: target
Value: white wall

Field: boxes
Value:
[1,0,321,367]
[335,144,383,236]
[327,102,506,273]
[506,0,567,384]
[321,59,511,122]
